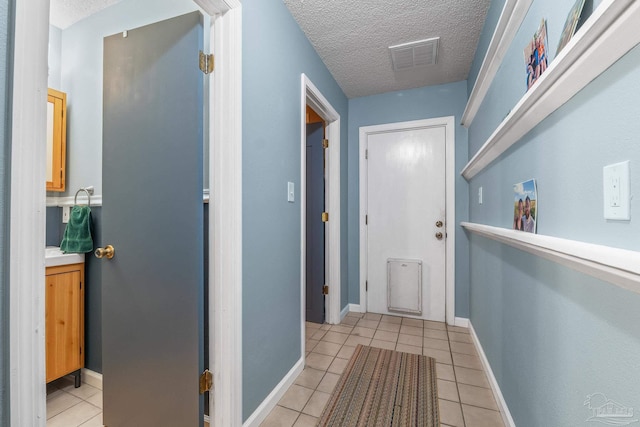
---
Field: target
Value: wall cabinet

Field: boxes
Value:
[45,263,84,386]
[46,88,67,192]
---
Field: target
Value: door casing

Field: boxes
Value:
[299,75,341,361]
[9,1,243,426]
[359,117,456,325]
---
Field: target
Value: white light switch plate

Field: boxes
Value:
[478,186,483,204]
[287,182,294,203]
[603,161,630,220]
[62,206,70,223]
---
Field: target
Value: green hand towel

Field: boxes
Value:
[60,205,94,253]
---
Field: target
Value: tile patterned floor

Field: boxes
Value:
[46,376,103,426]
[260,312,505,427]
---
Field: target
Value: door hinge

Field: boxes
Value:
[199,51,214,74]
[322,139,329,149]
[365,149,368,159]
[322,285,329,295]
[79,281,82,289]
[366,280,368,291]
[365,215,368,225]
[321,212,329,222]
[199,369,213,394]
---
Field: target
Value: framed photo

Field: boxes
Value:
[513,179,537,233]
[557,0,586,55]
[524,19,549,91]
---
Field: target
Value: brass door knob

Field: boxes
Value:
[435,232,443,240]
[95,245,115,259]
[435,220,443,228]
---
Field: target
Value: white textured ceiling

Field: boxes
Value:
[283,0,491,98]
[50,0,122,29]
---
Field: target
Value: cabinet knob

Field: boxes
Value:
[95,245,115,260]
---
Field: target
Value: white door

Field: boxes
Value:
[365,124,446,321]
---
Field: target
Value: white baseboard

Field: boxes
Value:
[340,304,350,320]
[454,317,469,328]
[348,303,363,313]
[243,358,304,427]
[468,322,515,427]
[81,368,102,390]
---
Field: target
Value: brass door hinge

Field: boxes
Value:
[322,285,329,295]
[365,280,368,291]
[199,51,214,74]
[322,139,329,149]
[365,149,368,159]
[321,212,329,222]
[199,369,213,394]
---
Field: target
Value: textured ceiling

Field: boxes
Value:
[50,0,122,29]
[283,0,491,98]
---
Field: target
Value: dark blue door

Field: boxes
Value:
[306,122,325,324]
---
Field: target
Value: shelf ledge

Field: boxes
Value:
[462,222,640,296]
[462,0,640,180]
[461,0,532,128]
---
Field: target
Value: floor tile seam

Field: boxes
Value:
[47,398,93,421]
[446,334,466,427]
[458,400,502,412]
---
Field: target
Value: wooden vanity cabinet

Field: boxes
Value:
[45,263,84,385]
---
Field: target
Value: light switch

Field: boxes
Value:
[62,206,70,223]
[287,182,295,203]
[603,161,630,220]
[478,186,483,204]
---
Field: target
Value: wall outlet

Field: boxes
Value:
[62,206,70,223]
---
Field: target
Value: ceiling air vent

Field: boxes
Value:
[389,37,440,71]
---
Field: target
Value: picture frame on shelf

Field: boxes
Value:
[557,0,587,56]
[513,179,537,233]
[524,19,549,91]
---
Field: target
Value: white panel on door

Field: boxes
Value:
[387,258,422,315]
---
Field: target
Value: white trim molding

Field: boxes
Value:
[242,358,304,427]
[454,317,469,328]
[81,369,103,390]
[462,0,640,180]
[10,1,50,425]
[209,3,243,427]
[461,0,533,127]
[468,322,516,427]
[46,195,103,207]
[348,303,364,313]
[359,117,456,325]
[462,222,640,295]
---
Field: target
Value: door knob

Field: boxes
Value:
[95,245,115,259]
[435,220,443,228]
[435,232,443,240]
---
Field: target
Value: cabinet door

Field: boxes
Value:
[46,267,83,382]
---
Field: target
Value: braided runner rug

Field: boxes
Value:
[317,344,439,426]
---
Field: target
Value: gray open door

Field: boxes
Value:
[101,12,204,426]
[306,122,325,324]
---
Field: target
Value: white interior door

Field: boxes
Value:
[365,125,446,321]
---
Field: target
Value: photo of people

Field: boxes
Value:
[513,179,537,233]
[524,19,549,91]
[557,0,586,55]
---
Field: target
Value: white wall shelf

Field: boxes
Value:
[462,0,640,180]
[462,222,640,296]
[461,0,532,128]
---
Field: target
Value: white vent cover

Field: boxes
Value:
[389,37,440,71]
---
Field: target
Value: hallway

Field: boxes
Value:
[260,312,504,427]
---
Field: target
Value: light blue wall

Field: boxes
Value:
[242,0,349,420]
[0,0,10,423]
[467,1,640,425]
[467,0,507,95]
[48,25,61,89]
[58,0,203,196]
[347,82,470,317]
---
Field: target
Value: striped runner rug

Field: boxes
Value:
[318,345,439,426]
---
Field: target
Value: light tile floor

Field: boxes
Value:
[260,312,505,427]
[46,376,103,427]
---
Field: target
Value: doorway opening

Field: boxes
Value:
[300,74,341,360]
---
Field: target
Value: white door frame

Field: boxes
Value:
[9,1,243,426]
[358,117,456,325]
[300,74,341,351]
